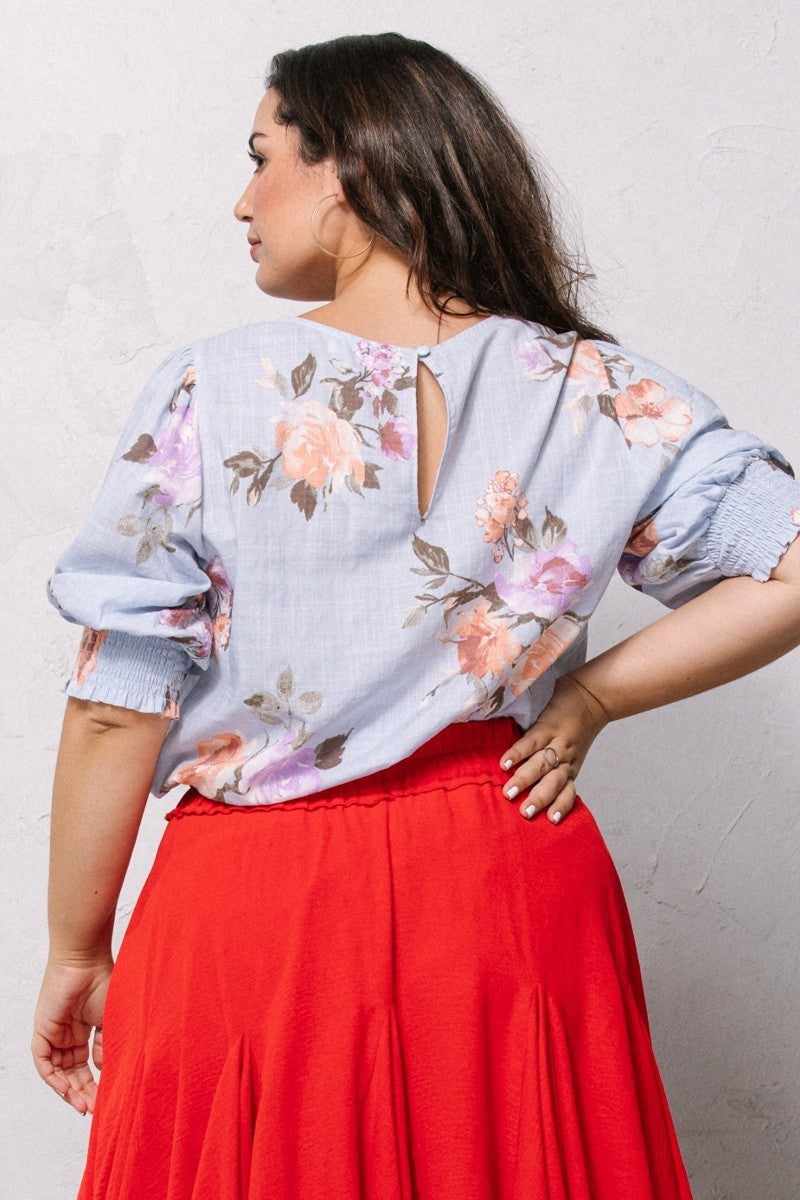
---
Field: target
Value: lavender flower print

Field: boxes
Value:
[117,365,201,563]
[516,328,576,382]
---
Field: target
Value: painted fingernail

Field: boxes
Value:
[523,803,536,818]
[505,784,519,799]
[501,758,513,770]
[550,811,562,823]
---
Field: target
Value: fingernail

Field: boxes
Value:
[550,811,562,823]
[505,784,519,799]
[523,803,536,818]
[501,758,513,770]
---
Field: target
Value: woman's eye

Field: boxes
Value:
[247,152,265,173]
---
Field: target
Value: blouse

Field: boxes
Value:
[45,313,800,805]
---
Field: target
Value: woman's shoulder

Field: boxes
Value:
[183,318,318,406]
[193,316,302,363]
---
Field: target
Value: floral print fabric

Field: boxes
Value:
[46,316,800,804]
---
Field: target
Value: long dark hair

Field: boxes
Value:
[265,32,617,344]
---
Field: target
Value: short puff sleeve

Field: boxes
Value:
[611,348,800,609]
[46,343,214,717]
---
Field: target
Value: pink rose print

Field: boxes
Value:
[475,470,530,560]
[355,340,409,408]
[494,538,592,623]
[508,612,584,698]
[565,340,610,393]
[206,555,233,654]
[621,516,660,559]
[617,515,680,590]
[379,414,416,461]
[162,684,181,719]
[446,597,523,680]
[406,474,593,717]
[163,730,252,796]
[561,341,702,459]
[71,627,108,686]
[224,341,416,520]
[613,378,693,449]
[274,398,367,491]
[157,600,214,667]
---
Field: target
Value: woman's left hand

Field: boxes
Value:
[31,954,114,1115]
[498,673,610,823]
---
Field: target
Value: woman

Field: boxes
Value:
[34,32,800,1200]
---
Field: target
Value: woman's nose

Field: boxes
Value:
[233,192,251,223]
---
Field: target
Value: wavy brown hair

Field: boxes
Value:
[265,32,617,344]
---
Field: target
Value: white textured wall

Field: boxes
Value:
[4,4,798,1196]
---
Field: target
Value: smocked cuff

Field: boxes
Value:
[706,457,800,582]
[62,628,195,719]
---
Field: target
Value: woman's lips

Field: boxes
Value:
[250,241,261,259]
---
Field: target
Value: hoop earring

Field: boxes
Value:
[310,192,376,259]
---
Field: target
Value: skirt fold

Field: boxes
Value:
[362,1004,415,1200]
[76,716,694,1199]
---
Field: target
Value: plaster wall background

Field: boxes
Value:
[2,4,798,1196]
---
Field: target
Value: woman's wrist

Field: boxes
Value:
[48,911,115,967]
[46,946,114,970]
[558,671,613,727]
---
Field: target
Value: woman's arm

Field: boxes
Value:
[47,698,171,963]
[568,534,800,722]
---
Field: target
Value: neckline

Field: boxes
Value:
[283,311,503,355]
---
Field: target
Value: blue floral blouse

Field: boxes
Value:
[46,314,800,804]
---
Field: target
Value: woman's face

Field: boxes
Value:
[233,88,347,301]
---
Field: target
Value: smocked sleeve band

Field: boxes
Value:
[706,456,800,582]
[58,627,201,718]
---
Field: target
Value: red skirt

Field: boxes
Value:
[77,716,694,1199]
